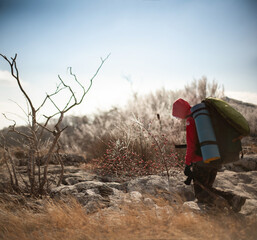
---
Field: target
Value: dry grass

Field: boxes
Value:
[0,197,256,240]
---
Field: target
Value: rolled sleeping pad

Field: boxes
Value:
[191,102,220,163]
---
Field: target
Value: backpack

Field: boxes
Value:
[201,97,250,164]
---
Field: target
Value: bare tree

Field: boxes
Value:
[0,53,109,196]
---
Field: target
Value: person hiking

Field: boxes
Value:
[172,98,246,212]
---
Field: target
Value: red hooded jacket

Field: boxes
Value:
[172,98,203,166]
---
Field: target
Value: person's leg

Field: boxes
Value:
[193,162,229,207]
[195,162,246,212]
[210,188,246,212]
[206,167,217,187]
[193,164,215,203]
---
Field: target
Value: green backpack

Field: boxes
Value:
[202,97,250,164]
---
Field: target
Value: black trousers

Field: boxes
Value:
[192,162,236,205]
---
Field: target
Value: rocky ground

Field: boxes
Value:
[0,154,257,217]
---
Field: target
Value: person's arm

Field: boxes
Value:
[185,117,202,165]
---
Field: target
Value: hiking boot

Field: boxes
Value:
[213,196,229,209]
[231,196,246,213]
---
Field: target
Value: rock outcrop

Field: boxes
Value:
[48,156,257,216]
[1,154,257,216]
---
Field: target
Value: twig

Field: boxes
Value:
[132,117,171,182]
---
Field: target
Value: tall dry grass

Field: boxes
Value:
[58,77,257,163]
[0,197,256,240]
[2,78,256,165]
[57,88,185,158]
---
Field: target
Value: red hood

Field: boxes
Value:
[172,98,191,119]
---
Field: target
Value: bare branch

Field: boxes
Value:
[58,74,78,105]
[64,53,111,113]
[36,85,66,112]
[62,93,75,112]
[2,113,33,141]
[69,67,85,91]
[83,53,111,100]
[1,54,35,114]
[42,53,110,119]
[37,122,53,134]
[47,93,61,112]
[2,113,16,126]
[8,99,28,117]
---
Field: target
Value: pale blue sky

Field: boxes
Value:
[0,0,257,129]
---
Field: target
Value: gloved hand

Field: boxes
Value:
[184,165,192,176]
[184,176,193,185]
[184,165,193,185]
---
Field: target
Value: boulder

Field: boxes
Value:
[214,170,257,200]
[222,155,257,172]
[127,173,194,202]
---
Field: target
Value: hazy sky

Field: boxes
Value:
[0,0,257,129]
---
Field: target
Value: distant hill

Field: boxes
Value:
[223,96,257,108]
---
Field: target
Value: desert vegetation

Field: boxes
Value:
[1,54,257,239]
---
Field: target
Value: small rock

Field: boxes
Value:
[240,199,257,216]
[183,201,202,212]
[98,185,114,198]
[129,191,142,202]
[74,181,104,192]
[143,197,155,207]
[63,177,83,185]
